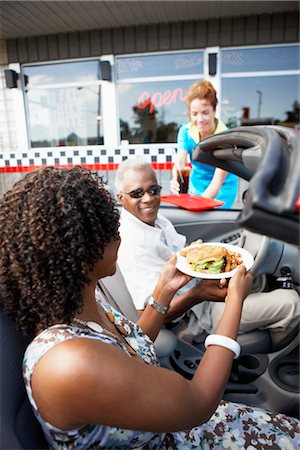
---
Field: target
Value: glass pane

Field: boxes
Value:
[116,52,204,79]
[221,75,300,128]
[26,85,103,147]
[221,45,300,73]
[118,79,200,143]
[23,60,101,87]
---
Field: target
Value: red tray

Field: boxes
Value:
[160,194,224,211]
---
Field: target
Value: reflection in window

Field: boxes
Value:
[23,60,101,87]
[221,76,299,128]
[116,51,204,79]
[118,79,199,143]
[221,45,300,73]
[27,86,103,147]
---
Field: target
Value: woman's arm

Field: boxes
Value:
[31,267,252,433]
[191,266,253,412]
[136,256,227,340]
[137,278,227,336]
[201,168,228,199]
[136,255,193,340]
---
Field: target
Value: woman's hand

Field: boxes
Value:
[156,254,193,295]
[201,169,228,199]
[170,177,180,194]
[226,265,253,305]
[141,254,193,338]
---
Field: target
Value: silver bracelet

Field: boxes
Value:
[148,296,169,315]
[204,334,241,359]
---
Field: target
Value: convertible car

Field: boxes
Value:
[1,125,299,449]
[160,125,299,415]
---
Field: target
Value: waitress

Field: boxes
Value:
[170,80,238,208]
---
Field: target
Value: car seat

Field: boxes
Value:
[192,125,299,246]
[0,308,48,449]
[100,264,178,363]
[191,125,300,354]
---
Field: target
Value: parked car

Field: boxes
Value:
[113,124,300,417]
[1,125,299,449]
[158,125,299,418]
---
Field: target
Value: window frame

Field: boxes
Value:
[21,55,119,149]
[115,48,207,145]
[13,43,300,151]
[220,43,300,128]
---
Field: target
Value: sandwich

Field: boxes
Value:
[180,244,242,274]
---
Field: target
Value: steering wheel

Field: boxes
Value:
[238,229,271,278]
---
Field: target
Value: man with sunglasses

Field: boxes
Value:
[115,156,228,340]
[115,156,300,346]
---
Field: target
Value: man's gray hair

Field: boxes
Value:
[115,156,154,193]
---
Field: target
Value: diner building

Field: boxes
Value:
[0,1,299,200]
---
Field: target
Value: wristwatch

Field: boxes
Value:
[148,296,169,315]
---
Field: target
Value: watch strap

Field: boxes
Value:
[148,296,169,315]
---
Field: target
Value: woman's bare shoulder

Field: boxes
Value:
[30,337,200,433]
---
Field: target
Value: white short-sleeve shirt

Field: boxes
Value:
[117,208,186,310]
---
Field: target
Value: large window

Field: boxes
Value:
[23,60,104,148]
[221,45,300,128]
[116,51,204,144]
[21,44,299,149]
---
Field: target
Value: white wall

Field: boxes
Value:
[0,69,18,152]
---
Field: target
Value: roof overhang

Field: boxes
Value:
[0,1,299,40]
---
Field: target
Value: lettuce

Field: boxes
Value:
[191,258,225,274]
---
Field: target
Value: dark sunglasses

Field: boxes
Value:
[122,184,162,199]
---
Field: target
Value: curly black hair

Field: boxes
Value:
[0,166,120,335]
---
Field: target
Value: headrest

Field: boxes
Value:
[193,126,299,245]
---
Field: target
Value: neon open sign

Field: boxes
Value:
[137,88,186,113]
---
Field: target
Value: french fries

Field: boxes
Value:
[224,249,243,272]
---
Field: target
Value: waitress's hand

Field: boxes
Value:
[170,177,180,195]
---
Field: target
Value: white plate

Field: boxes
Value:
[176,242,254,279]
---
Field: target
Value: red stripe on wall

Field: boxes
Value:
[0,162,175,173]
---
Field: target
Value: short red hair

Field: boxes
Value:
[186,80,218,111]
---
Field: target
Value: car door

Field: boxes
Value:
[159,204,242,246]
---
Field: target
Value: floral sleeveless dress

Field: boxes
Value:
[23,300,300,449]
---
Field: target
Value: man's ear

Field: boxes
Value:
[117,192,125,205]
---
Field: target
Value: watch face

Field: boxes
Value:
[149,296,168,314]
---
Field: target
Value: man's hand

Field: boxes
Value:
[194,278,228,302]
[164,276,228,322]
[189,239,203,246]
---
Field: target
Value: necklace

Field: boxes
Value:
[72,317,118,339]
[72,316,137,356]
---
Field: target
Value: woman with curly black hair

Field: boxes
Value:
[0,166,299,449]
[0,166,120,335]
